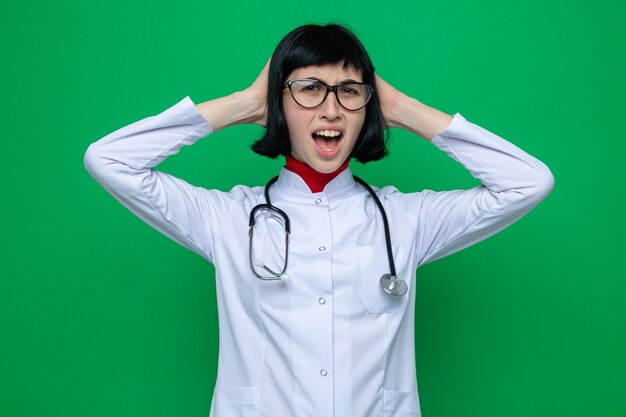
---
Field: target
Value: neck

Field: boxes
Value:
[284,155,350,193]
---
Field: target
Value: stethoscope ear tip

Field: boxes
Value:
[280,274,289,282]
[255,258,265,267]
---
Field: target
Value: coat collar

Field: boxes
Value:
[266,167,360,204]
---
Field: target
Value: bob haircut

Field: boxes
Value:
[251,24,388,163]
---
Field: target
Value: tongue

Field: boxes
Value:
[314,135,339,152]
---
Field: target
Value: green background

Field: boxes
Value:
[2,0,625,416]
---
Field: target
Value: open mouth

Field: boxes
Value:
[312,130,343,159]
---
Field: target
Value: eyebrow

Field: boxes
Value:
[305,77,362,84]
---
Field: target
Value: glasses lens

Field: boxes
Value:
[289,80,326,108]
[336,83,372,110]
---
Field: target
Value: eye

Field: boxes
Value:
[303,84,320,92]
[294,80,323,94]
[339,85,362,96]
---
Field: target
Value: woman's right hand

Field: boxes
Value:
[242,59,270,127]
[195,59,271,132]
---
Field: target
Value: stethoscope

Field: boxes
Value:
[248,176,408,296]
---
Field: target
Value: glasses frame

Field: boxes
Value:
[284,78,374,111]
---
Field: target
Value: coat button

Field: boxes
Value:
[320,369,328,377]
[315,198,322,204]
[319,246,326,252]
[318,297,326,305]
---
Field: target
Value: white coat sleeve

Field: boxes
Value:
[393,113,555,267]
[83,96,220,263]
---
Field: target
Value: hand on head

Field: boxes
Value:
[243,59,271,127]
[375,74,407,129]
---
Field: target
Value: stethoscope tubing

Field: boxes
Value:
[249,174,406,295]
[352,176,397,277]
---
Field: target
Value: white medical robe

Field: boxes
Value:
[84,96,554,417]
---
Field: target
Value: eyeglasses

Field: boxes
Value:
[284,78,373,111]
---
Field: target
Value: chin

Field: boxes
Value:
[310,158,345,174]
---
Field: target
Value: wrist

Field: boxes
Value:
[195,91,264,132]
[386,93,415,129]
[387,95,453,141]
[236,89,266,126]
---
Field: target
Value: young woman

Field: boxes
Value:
[85,24,553,417]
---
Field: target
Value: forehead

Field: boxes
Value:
[286,62,363,83]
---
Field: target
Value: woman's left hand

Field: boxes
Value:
[375,74,453,140]
[375,74,407,129]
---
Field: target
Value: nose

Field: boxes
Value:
[319,91,341,120]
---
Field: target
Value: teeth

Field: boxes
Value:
[314,130,341,138]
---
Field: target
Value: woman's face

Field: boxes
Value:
[283,62,366,174]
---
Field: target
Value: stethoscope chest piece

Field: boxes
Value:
[380,274,408,296]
